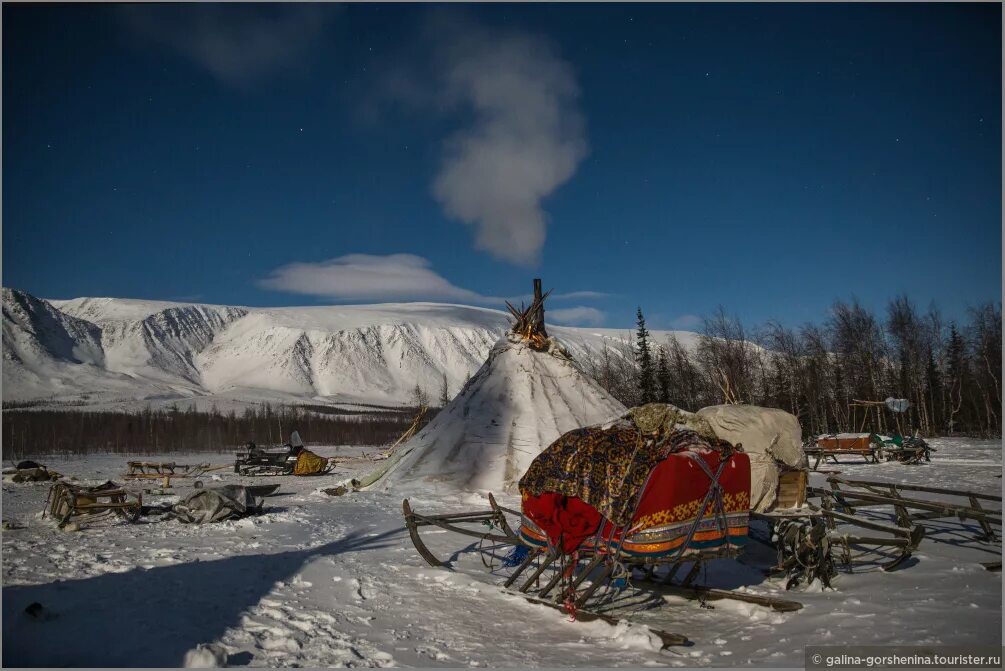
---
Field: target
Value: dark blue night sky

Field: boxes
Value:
[3,3,1000,329]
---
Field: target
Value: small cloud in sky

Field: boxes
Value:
[669,314,703,330]
[378,13,588,266]
[551,290,610,301]
[259,254,608,312]
[258,254,497,303]
[549,306,606,327]
[119,5,335,86]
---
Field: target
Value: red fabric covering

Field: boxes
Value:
[598,449,750,540]
[522,450,751,556]
[522,492,602,553]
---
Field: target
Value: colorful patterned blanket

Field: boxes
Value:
[519,425,750,557]
[518,425,736,527]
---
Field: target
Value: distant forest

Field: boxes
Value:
[3,403,433,459]
[581,296,1001,439]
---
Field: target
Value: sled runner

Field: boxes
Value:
[821,476,1001,540]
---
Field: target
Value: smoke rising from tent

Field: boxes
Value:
[433,23,588,265]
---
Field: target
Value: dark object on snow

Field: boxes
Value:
[321,483,352,497]
[11,464,62,483]
[169,485,270,524]
[140,503,175,516]
[234,441,298,475]
[233,431,331,476]
[16,460,41,470]
[43,481,141,529]
[24,601,57,622]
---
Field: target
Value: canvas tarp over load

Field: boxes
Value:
[169,485,268,524]
[293,448,329,476]
[518,407,751,558]
[695,404,807,513]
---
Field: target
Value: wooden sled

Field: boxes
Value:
[403,494,803,648]
[43,481,142,529]
[823,477,1001,541]
[122,461,228,487]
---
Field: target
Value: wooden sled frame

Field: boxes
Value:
[823,477,1001,541]
[755,495,926,575]
[403,494,803,648]
[43,482,142,529]
[804,446,880,469]
[806,434,933,470]
[122,461,230,487]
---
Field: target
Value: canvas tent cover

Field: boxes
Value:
[381,334,626,493]
[695,404,806,512]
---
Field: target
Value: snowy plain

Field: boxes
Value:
[2,438,1001,668]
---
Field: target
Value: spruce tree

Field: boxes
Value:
[944,323,968,433]
[656,345,671,404]
[439,372,450,408]
[924,349,942,429]
[411,383,428,408]
[635,307,656,404]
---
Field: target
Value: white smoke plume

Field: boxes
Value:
[395,16,589,266]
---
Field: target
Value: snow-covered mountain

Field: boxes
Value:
[2,288,699,411]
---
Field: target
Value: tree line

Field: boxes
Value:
[3,403,432,459]
[580,297,1001,439]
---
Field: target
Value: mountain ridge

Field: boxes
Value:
[3,288,699,412]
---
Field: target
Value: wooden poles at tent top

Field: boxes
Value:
[504,278,551,348]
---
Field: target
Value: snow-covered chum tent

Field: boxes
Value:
[380,333,627,493]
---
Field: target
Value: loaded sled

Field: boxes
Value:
[806,433,932,469]
[234,431,333,476]
[403,418,804,648]
[400,404,946,645]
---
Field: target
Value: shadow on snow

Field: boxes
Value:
[2,526,404,668]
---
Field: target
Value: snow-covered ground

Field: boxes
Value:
[2,438,1001,667]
